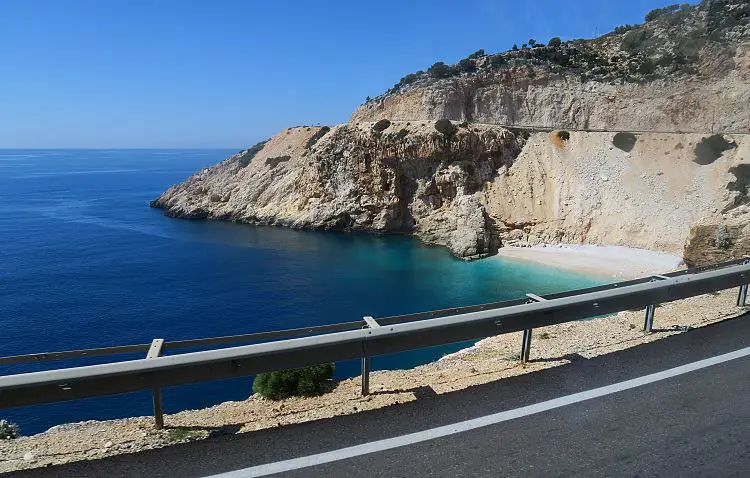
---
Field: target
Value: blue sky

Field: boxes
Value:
[1,0,695,148]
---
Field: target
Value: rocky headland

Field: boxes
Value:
[153,0,750,265]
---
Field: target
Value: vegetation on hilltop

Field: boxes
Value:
[368,0,749,102]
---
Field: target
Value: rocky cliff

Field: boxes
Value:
[352,1,750,133]
[153,0,750,264]
[153,122,523,259]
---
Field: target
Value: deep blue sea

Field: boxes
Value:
[0,149,607,435]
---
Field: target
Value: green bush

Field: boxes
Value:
[715,225,730,249]
[252,363,335,400]
[489,55,506,68]
[434,119,457,136]
[237,140,268,167]
[645,4,681,22]
[614,24,634,34]
[0,420,19,439]
[548,37,562,48]
[427,61,453,79]
[305,126,330,149]
[622,29,649,51]
[372,119,391,132]
[456,58,476,73]
[467,49,485,59]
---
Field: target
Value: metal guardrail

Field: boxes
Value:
[1,258,749,429]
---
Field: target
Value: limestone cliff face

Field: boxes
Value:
[152,122,523,259]
[485,131,748,256]
[153,122,748,260]
[153,0,750,264]
[350,57,749,133]
[352,0,750,133]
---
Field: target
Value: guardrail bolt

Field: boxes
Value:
[737,284,748,307]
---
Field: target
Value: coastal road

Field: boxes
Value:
[11,314,750,477]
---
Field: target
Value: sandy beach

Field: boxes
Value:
[495,244,685,279]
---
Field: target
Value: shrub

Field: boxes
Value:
[0,420,19,439]
[252,363,335,400]
[427,61,453,79]
[645,4,681,22]
[548,37,562,48]
[456,58,476,74]
[622,29,649,51]
[489,55,506,68]
[237,140,268,167]
[395,128,409,140]
[305,126,330,149]
[467,49,485,59]
[434,119,457,136]
[372,119,391,132]
[614,24,634,34]
[715,225,730,249]
[396,72,422,89]
[512,44,519,51]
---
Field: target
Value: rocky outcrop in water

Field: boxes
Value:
[152,122,523,259]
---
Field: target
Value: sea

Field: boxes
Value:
[0,149,608,435]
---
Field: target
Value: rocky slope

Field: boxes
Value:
[153,0,750,264]
[352,0,750,133]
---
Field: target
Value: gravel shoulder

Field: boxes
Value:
[1,287,746,473]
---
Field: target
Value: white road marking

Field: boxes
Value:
[208,346,750,477]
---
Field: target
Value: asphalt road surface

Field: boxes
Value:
[10,314,750,477]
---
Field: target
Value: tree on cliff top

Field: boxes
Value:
[428,61,453,79]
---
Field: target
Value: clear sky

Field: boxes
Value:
[0,0,696,149]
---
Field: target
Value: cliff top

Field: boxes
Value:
[366,0,749,104]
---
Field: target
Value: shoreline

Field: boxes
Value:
[495,244,685,280]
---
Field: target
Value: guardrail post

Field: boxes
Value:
[146,339,165,429]
[737,284,748,307]
[361,316,379,396]
[361,356,370,396]
[520,329,532,364]
[643,305,656,333]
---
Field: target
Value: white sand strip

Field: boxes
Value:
[495,244,685,279]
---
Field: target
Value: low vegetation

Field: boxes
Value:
[166,428,201,443]
[715,225,731,249]
[237,140,268,167]
[252,363,335,400]
[305,126,330,150]
[364,1,746,102]
[0,420,20,440]
[434,119,457,137]
[372,119,391,132]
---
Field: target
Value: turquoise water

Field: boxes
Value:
[0,149,608,434]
